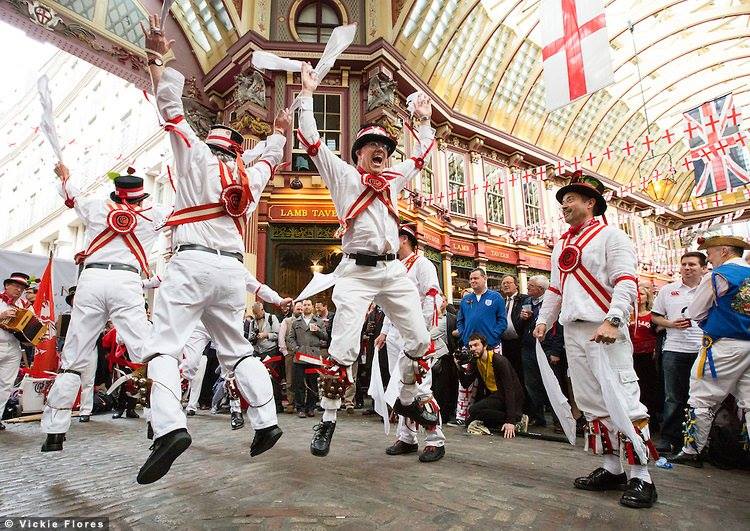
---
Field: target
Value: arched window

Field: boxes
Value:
[295,0,342,43]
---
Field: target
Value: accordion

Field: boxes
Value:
[0,308,48,346]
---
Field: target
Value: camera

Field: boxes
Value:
[454,346,473,365]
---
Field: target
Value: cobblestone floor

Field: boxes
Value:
[1,411,748,530]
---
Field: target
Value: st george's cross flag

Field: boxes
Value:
[539,0,614,111]
[683,93,750,197]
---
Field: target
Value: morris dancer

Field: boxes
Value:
[0,272,32,430]
[136,15,290,484]
[669,235,750,467]
[379,223,446,462]
[296,62,436,457]
[534,171,658,509]
[40,163,170,452]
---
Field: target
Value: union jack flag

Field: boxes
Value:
[683,93,750,197]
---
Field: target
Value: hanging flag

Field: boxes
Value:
[539,0,614,111]
[30,256,58,375]
[683,93,750,197]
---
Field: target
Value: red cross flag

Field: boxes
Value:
[539,0,614,111]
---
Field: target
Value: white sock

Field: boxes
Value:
[602,454,624,475]
[322,409,337,423]
[628,464,652,484]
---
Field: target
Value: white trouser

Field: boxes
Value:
[685,338,750,452]
[394,368,445,447]
[565,321,649,422]
[181,323,211,412]
[78,356,97,416]
[42,268,151,434]
[322,258,430,412]
[0,340,23,419]
[145,251,276,439]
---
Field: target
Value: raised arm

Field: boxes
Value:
[246,109,291,211]
[53,162,96,222]
[296,62,351,186]
[391,93,436,192]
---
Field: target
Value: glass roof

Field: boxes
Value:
[394,0,750,207]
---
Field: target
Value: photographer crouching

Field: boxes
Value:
[457,333,525,438]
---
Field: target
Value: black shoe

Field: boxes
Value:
[186,409,196,417]
[310,421,336,457]
[125,409,139,419]
[0,421,5,431]
[112,410,124,419]
[250,425,283,457]
[41,433,65,452]
[137,428,192,485]
[419,445,445,463]
[393,399,438,427]
[385,440,419,456]
[620,478,657,509]
[230,412,245,430]
[146,422,154,441]
[573,467,628,491]
[78,415,90,423]
[668,450,703,468]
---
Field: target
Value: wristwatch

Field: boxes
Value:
[147,57,164,67]
[604,316,621,327]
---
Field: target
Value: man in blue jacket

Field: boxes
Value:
[448,268,506,426]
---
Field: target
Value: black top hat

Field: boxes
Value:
[4,272,30,288]
[110,170,149,204]
[351,124,397,164]
[65,285,76,306]
[555,170,607,216]
[399,222,419,247]
[206,124,244,157]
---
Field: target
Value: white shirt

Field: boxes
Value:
[59,180,171,272]
[303,315,313,326]
[244,271,283,306]
[688,257,750,321]
[156,67,285,254]
[0,296,23,345]
[538,222,637,327]
[503,292,520,340]
[652,279,703,353]
[297,95,435,255]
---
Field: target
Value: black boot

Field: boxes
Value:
[668,450,703,468]
[620,478,658,509]
[125,409,140,419]
[137,428,192,485]
[230,411,245,430]
[0,421,5,430]
[146,422,154,440]
[392,398,438,427]
[310,421,336,457]
[573,467,628,491]
[41,433,65,452]
[78,415,90,423]
[112,410,124,419]
[250,425,283,457]
[419,445,446,463]
[385,440,418,455]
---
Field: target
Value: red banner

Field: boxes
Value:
[30,257,58,375]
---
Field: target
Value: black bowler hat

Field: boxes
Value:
[206,124,244,157]
[110,168,149,204]
[3,272,30,288]
[351,124,397,164]
[556,170,607,216]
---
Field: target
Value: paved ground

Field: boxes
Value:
[1,411,748,530]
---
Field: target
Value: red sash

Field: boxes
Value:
[334,168,402,238]
[555,220,636,313]
[164,160,250,238]
[75,203,151,276]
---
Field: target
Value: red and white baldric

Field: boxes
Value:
[74,203,151,276]
[334,168,402,238]
[550,219,637,314]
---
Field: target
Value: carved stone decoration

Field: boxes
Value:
[231,114,272,136]
[375,116,401,141]
[235,71,267,109]
[26,0,62,30]
[181,98,217,139]
[366,73,397,112]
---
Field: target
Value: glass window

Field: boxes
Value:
[420,158,433,195]
[292,92,341,172]
[57,0,96,20]
[485,164,506,224]
[105,0,148,47]
[295,0,342,43]
[448,151,466,214]
[522,180,541,227]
